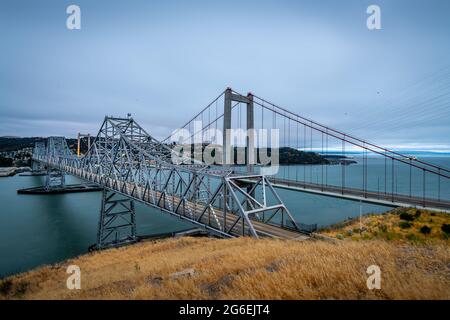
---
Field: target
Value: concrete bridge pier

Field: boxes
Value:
[45,168,65,190]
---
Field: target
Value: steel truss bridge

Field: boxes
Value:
[32,88,450,249]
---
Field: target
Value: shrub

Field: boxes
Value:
[14,281,28,298]
[406,233,420,242]
[420,225,431,235]
[386,232,395,241]
[0,156,13,167]
[399,221,412,229]
[378,224,387,233]
[400,212,415,221]
[395,208,407,216]
[414,210,421,219]
[0,279,13,296]
[336,234,344,240]
[441,224,450,235]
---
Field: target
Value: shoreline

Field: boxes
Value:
[0,166,31,177]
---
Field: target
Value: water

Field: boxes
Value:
[0,175,189,278]
[0,156,449,277]
[272,156,450,201]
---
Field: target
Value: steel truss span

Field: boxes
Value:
[33,116,308,249]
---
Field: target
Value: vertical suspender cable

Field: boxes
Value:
[321,132,324,190]
[304,124,306,187]
[310,123,313,184]
[438,169,441,201]
[391,158,394,201]
[326,129,328,186]
[296,120,299,182]
[409,160,412,198]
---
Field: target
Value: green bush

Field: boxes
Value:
[395,208,407,216]
[378,224,387,232]
[441,224,450,235]
[399,221,412,229]
[420,225,431,235]
[406,233,420,242]
[414,210,421,219]
[0,156,13,167]
[400,212,415,221]
[386,232,396,241]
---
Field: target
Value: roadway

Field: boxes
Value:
[268,177,450,213]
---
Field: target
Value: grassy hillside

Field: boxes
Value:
[320,208,450,243]
[1,236,448,300]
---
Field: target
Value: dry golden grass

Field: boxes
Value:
[321,208,450,243]
[1,236,449,300]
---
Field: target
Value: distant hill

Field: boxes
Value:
[0,137,45,152]
[0,137,81,153]
[176,144,330,165]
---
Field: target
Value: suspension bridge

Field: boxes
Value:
[29,88,450,249]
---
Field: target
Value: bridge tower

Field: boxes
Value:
[97,189,137,249]
[223,88,255,173]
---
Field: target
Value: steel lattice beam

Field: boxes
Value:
[32,116,302,248]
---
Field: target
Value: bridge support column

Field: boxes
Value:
[246,92,255,174]
[97,189,137,250]
[45,168,65,190]
[31,160,44,173]
[223,88,232,166]
[222,88,256,170]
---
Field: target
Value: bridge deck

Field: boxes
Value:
[59,164,309,241]
[268,177,450,213]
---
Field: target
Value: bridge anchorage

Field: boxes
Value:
[27,87,450,249]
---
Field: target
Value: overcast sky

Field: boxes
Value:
[1,0,450,151]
